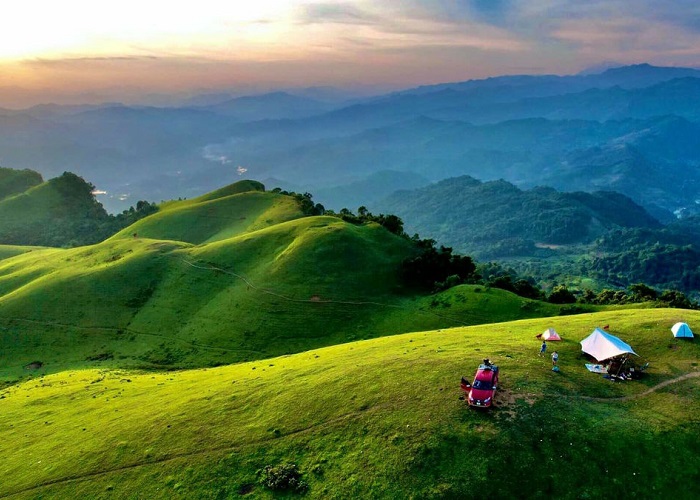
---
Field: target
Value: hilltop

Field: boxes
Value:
[1,308,698,498]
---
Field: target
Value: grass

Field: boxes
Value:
[1,308,698,498]
[0,187,581,382]
[0,245,43,261]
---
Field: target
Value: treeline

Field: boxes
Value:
[270,189,406,236]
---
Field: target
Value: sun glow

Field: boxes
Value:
[0,0,296,60]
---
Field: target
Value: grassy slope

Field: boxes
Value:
[0,184,573,382]
[0,245,42,261]
[1,308,698,499]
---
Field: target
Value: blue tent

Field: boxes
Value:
[672,322,694,338]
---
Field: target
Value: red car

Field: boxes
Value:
[461,360,499,408]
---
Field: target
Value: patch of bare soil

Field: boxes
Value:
[24,361,43,370]
[494,388,539,419]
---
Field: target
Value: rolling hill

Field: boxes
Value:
[1,308,698,498]
[0,180,569,382]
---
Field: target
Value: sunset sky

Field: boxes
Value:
[2,0,700,107]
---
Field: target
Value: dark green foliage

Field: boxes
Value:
[486,275,544,300]
[0,167,42,201]
[324,206,405,236]
[548,285,576,304]
[259,464,308,493]
[582,227,700,292]
[401,241,478,290]
[578,284,697,309]
[628,282,658,301]
[476,262,544,299]
[659,290,695,309]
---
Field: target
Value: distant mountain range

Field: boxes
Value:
[2,63,700,215]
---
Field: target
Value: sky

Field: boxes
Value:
[1,0,700,107]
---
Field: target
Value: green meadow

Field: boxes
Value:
[1,309,698,498]
[1,181,699,498]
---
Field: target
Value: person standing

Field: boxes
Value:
[552,351,559,366]
[539,340,547,356]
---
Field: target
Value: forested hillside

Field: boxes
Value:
[0,169,157,247]
[378,176,660,257]
[377,176,700,294]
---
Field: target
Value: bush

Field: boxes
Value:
[260,463,308,493]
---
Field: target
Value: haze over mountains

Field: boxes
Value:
[2,63,700,216]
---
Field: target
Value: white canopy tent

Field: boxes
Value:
[671,322,694,338]
[580,328,638,362]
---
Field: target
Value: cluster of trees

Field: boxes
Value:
[273,192,406,236]
[329,206,405,236]
[582,227,700,292]
[401,237,479,289]
[270,189,325,216]
[578,283,697,309]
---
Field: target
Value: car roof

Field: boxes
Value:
[475,369,495,381]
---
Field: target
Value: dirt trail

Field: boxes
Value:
[578,371,700,402]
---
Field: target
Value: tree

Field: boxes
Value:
[628,283,657,302]
[659,290,695,309]
[548,285,576,304]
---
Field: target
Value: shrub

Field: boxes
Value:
[260,463,308,493]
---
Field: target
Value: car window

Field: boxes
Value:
[472,380,492,390]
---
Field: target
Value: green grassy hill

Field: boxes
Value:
[108,180,302,245]
[0,179,575,382]
[1,308,698,498]
[0,214,564,382]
